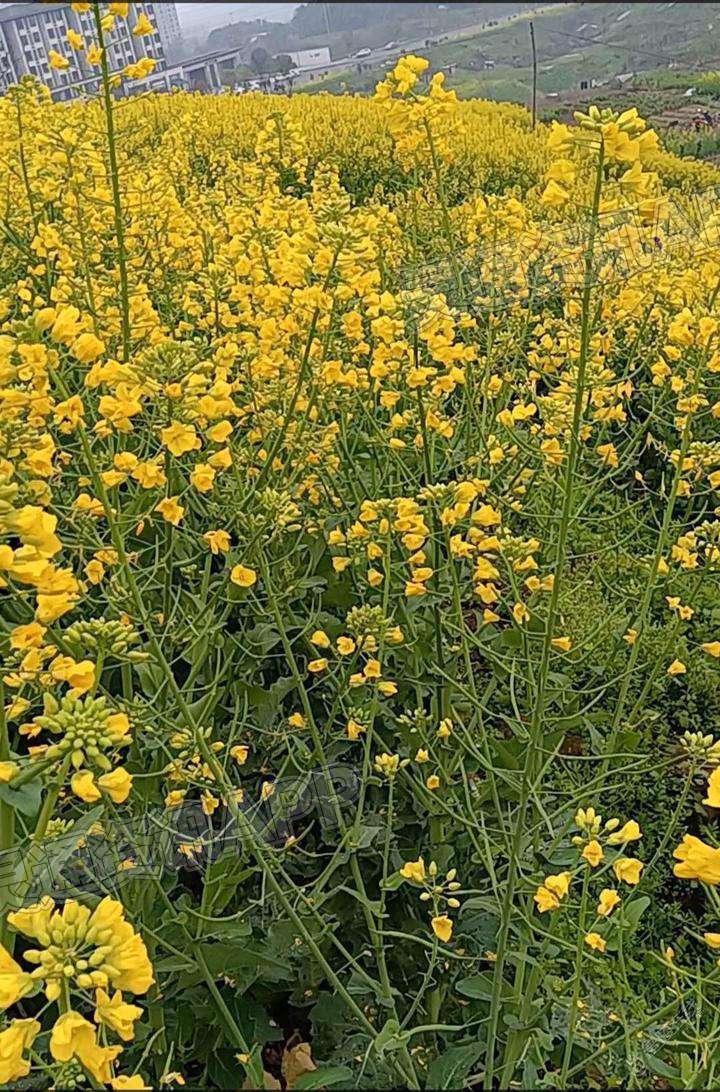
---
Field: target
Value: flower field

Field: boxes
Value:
[3,11,720,1087]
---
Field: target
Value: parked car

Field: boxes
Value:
[354,48,372,58]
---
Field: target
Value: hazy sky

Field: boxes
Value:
[175,2,300,35]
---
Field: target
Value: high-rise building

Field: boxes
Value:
[0,3,167,100]
[0,22,16,94]
[152,2,181,56]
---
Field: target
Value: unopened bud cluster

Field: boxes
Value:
[63,617,144,659]
[345,604,403,645]
[417,863,462,910]
[374,752,409,779]
[680,730,720,763]
[574,104,646,135]
[51,1060,87,1089]
[35,695,131,771]
[573,806,604,839]
[23,902,120,995]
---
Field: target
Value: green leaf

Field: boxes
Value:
[456,972,511,1001]
[154,955,196,973]
[133,660,165,696]
[622,895,651,927]
[498,627,523,650]
[203,856,256,917]
[18,805,104,899]
[457,903,499,949]
[425,1042,483,1089]
[198,942,290,980]
[644,1053,680,1078]
[238,675,296,727]
[374,1017,406,1055]
[490,740,521,770]
[614,730,642,753]
[354,824,382,848]
[680,1053,694,1082]
[245,623,282,654]
[380,871,404,891]
[0,778,41,817]
[295,1065,354,1089]
[310,991,350,1028]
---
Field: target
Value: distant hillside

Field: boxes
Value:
[306,2,720,106]
[289,2,534,38]
[456,2,720,77]
[206,2,540,56]
[444,2,720,103]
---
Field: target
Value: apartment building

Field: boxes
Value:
[153,1,181,55]
[0,3,170,100]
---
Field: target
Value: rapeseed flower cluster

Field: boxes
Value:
[1,16,720,1085]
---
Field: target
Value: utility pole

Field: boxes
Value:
[529,20,537,130]
[323,2,331,38]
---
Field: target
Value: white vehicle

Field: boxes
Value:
[354,48,372,58]
[382,41,397,50]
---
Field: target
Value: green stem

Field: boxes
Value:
[0,682,15,949]
[560,867,590,1086]
[195,736,419,1089]
[194,944,265,1088]
[603,272,720,765]
[92,1,131,361]
[484,139,605,1088]
[13,757,72,919]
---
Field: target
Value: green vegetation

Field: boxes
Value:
[307,1,720,134]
